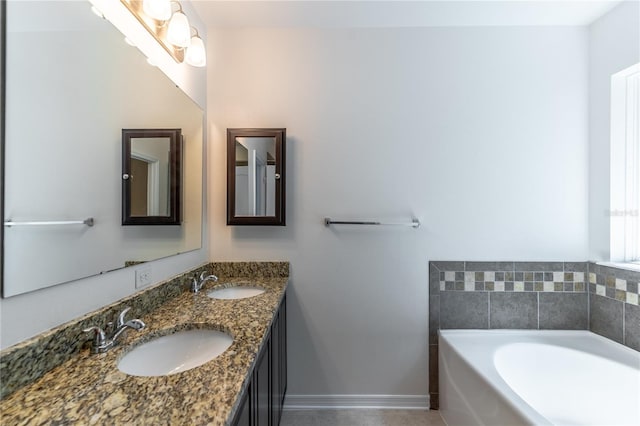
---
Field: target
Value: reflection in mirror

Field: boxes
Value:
[122,129,181,225]
[234,137,276,217]
[1,1,203,297]
[227,128,286,226]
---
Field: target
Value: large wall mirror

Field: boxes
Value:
[1,1,203,297]
[227,128,286,226]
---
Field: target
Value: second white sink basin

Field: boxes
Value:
[118,329,233,377]
[207,286,265,300]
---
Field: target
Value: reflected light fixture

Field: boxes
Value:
[120,0,206,67]
[185,28,206,67]
[143,0,172,21]
[166,5,191,48]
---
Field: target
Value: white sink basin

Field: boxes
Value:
[117,329,233,377]
[207,286,265,300]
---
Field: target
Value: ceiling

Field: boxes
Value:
[191,0,625,28]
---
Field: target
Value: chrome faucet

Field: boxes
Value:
[191,271,218,293]
[83,307,145,354]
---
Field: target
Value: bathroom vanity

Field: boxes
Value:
[0,263,288,425]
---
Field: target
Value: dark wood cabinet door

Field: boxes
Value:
[271,310,281,426]
[280,295,287,403]
[255,334,270,426]
[232,385,251,426]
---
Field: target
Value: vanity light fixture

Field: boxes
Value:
[120,0,206,67]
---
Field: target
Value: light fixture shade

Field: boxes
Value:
[167,11,191,48]
[143,0,172,21]
[185,36,206,67]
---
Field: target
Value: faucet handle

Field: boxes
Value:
[116,307,132,328]
[83,326,107,347]
[199,271,208,281]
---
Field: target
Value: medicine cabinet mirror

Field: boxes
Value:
[122,129,182,226]
[227,128,286,226]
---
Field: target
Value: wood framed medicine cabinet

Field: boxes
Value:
[227,128,286,226]
[122,128,182,226]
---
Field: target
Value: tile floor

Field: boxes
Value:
[280,409,446,426]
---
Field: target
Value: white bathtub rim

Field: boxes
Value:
[438,329,640,426]
[439,329,551,425]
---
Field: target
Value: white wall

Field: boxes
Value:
[588,0,640,260]
[208,26,589,398]
[0,0,208,349]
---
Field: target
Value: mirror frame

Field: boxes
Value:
[122,128,182,226]
[227,128,286,226]
[1,0,5,291]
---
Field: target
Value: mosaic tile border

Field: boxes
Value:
[439,270,586,293]
[588,264,640,306]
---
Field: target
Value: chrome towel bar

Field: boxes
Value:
[4,218,94,227]
[324,218,420,228]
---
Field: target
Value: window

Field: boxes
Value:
[610,63,640,263]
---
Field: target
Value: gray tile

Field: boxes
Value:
[505,282,514,292]
[431,261,464,271]
[430,393,439,411]
[539,293,588,329]
[628,281,638,294]
[475,272,484,281]
[589,283,597,293]
[439,271,445,281]
[590,293,624,343]
[591,263,640,281]
[606,286,616,299]
[465,262,514,271]
[429,295,439,345]
[565,262,588,273]
[429,344,438,394]
[495,272,505,281]
[440,291,489,329]
[455,271,464,281]
[515,272,524,281]
[429,264,440,294]
[475,282,485,291]
[489,292,537,329]
[515,262,564,272]
[624,303,640,351]
[445,282,454,291]
[544,272,553,281]
[525,282,534,291]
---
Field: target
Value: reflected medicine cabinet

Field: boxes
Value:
[227,128,286,226]
[122,129,182,225]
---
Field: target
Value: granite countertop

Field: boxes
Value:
[0,276,288,425]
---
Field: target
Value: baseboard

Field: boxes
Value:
[283,394,430,411]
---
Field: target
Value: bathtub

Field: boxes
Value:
[439,330,640,426]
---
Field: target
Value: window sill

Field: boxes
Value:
[595,261,640,273]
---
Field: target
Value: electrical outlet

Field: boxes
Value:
[135,267,153,289]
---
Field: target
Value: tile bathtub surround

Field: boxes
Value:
[429,261,640,409]
[0,261,288,400]
[588,262,640,350]
[429,261,590,409]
